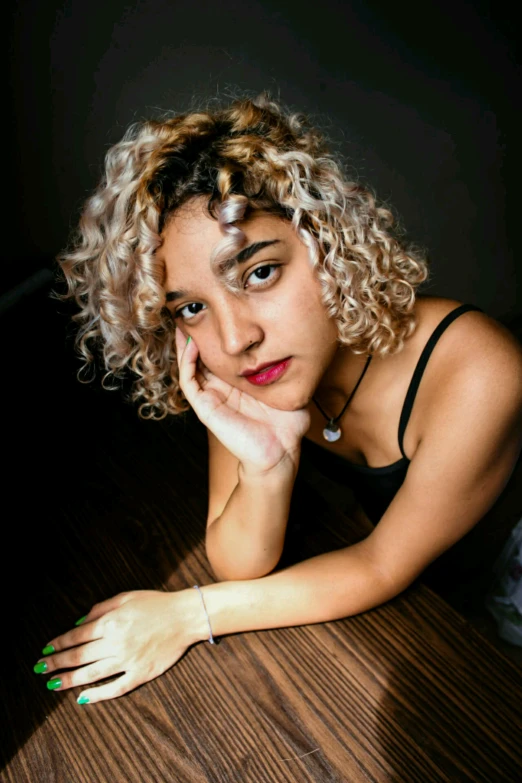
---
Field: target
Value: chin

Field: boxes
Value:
[259,385,312,412]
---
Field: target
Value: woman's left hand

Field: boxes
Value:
[34,589,206,704]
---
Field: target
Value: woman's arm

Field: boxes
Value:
[174,329,309,581]
[205,430,299,581]
[206,459,298,581]
[35,541,394,706]
[197,538,395,639]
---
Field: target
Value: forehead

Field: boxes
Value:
[158,200,290,286]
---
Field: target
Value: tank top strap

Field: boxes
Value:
[397,303,484,459]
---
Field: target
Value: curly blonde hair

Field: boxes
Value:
[57,93,429,419]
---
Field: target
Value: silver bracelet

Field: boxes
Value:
[193,585,216,644]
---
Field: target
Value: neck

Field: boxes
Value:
[315,346,369,402]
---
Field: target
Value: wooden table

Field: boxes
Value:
[2,295,521,782]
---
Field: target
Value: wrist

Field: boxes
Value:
[238,450,300,483]
[177,587,214,645]
[191,579,266,638]
[192,585,216,644]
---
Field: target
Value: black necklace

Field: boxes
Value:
[312,355,372,442]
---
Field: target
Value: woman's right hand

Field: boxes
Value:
[175,329,310,477]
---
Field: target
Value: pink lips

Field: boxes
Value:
[243,358,292,386]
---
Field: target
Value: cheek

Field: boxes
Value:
[291,272,328,315]
[293,289,336,341]
[197,344,231,380]
[264,281,325,329]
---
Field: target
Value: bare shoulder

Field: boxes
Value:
[416,295,522,408]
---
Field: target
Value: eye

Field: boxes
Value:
[245,264,281,289]
[175,302,206,321]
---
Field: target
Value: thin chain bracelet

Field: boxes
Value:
[193,585,216,644]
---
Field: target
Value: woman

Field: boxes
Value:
[37,95,522,704]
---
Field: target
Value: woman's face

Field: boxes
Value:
[159,198,339,411]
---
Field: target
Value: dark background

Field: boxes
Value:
[3,2,521,767]
[5,0,520,320]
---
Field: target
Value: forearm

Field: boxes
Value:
[206,459,298,581]
[195,540,399,640]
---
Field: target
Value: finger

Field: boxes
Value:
[176,331,235,402]
[194,357,207,381]
[175,327,196,364]
[41,594,127,654]
[175,326,186,357]
[76,672,138,705]
[176,334,203,402]
[62,592,133,641]
[46,658,120,694]
[191,355,234,396]
[178,333,199,375]
[38,618,105,663]
[195,362,215,390]
[35,639,108,676]
[198,369,235,398]
[196,357,209,377]
[196,360,228,388]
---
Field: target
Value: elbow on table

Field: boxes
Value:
[204,514,287,581]
[205,544,281,583]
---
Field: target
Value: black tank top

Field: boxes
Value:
[301,304,484,524]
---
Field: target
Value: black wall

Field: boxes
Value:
[7,0,519,319]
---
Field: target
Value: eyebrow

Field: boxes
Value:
[165,239,281,303]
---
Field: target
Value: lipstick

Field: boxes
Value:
[243,358,292,386]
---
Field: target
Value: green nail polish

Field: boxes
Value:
[186,336,191,344]
[47,677,62,691]
[77,695,90,705]
[42,644,55,656]
[75,615,87,626]
[34,661,48,674]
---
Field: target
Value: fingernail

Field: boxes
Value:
[34,661,48,674]
[77,695,90,705]
[75,615,87,626]
[186,336,191,344]
[42,644,55,656]
[47,677,62,691]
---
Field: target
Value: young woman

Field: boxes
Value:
[37,95,522,704]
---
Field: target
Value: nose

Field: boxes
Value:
[216,297,264,356]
